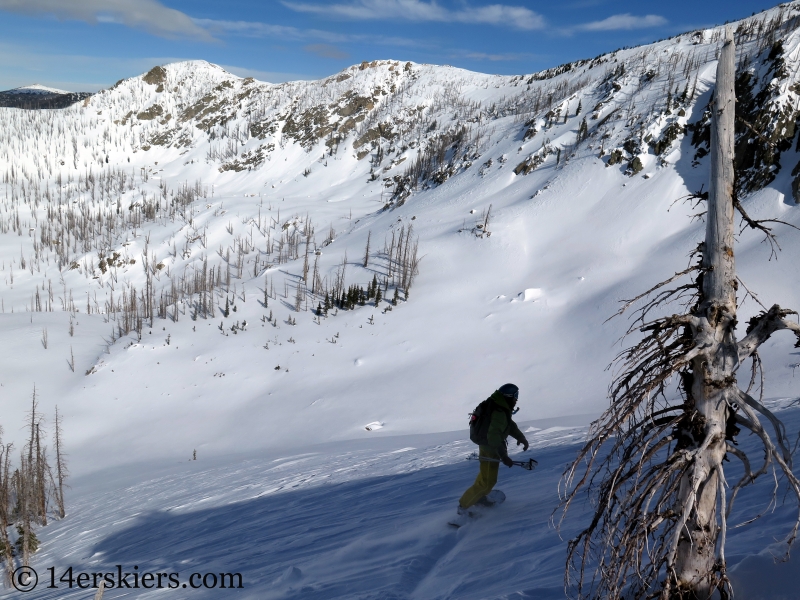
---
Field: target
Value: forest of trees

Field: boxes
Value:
[0,389,67,582]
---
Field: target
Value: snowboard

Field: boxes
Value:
[448,490,506,527]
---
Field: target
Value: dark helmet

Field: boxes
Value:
[497,383,519,401]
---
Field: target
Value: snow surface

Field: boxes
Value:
[15,404,800,599]
[0,2,799,597]
[5,84,71,95]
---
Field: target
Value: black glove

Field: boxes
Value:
[517,438,529,452]
[501,455,514,468]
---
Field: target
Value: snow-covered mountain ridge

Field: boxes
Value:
[0,2,800,478]
[0,86,91,110]
[7,84,71,95]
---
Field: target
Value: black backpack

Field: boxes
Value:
[469,398,497,445]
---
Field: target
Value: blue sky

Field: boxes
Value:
[0,0,782,91]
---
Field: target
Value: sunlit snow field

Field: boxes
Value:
[1,3,800,598]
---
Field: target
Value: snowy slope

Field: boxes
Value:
[0,4,800,473]
[0,6,798,475]
[9,402,800,599]
[0,2,799,598]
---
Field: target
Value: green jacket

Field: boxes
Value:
[486,393,527,458]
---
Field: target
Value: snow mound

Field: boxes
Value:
[274,565,303,585]
[513,288,543,302]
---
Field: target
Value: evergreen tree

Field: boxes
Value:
[375,286,382,306]
[578,118,588,142]
[576,100,582,115]
[15,525,38,555]
[392,288,399,306]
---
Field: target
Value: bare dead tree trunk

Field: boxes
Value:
[19,453,30,567]
[561,27,800,600]
[311,254,320,295]
[294,281,303,312]
[34,424,47,526]
[54,406,67,519]
[669,27,738,597]
[20,387,37,567]
[302,239,310,284]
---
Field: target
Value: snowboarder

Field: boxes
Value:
[456,383,529,518]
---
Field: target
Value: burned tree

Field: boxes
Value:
[561,28,800,599]
[53,406,67,519]
[0,391,67,581]
[0,438,12,583]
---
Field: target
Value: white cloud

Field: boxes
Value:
[457,5,543,29]
[0,0,213,41]
[196,18,425,48]
[282,0,545,30]
[577,13,667,31]
[196,19,316,42]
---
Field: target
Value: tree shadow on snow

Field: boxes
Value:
[84,445,577,600]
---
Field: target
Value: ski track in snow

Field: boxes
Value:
[13,406,800,599]
[27,426,589,600]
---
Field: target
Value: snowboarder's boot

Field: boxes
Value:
[448,491,505,527]
[448,505,475,528]
[476,489,506,507]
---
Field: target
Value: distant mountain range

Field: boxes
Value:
[0,84,91,109]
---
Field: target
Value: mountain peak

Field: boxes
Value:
[6,83,71,95]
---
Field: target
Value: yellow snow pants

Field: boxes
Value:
[459,446,499,508]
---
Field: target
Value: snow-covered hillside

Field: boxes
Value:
[0,4,799,474]
[2,2,800,595]
[17,401,800,599]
